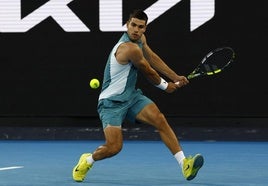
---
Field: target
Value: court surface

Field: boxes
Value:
[1,140,267,186]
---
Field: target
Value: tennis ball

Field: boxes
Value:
[89,78,100,89]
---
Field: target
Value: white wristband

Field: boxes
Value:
[155,77,168,90]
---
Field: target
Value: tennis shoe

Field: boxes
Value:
[182,154,204,181]
[72,153,93,182]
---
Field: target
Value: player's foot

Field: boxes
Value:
[182,154,204,181]
[72,153,93,182]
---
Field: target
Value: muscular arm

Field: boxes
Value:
[116,41,180,93]
[141,35,188,84]
[116,42,161,85]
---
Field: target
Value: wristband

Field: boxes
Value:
[155,77,168,90]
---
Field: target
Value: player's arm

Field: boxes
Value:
[141,35,188,85]
[116,42,178,93]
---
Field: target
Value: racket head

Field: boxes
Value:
[188,47,235,79]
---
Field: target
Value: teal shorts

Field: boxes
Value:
[97,90,153,128]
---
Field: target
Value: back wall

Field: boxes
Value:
[0,0,267,121]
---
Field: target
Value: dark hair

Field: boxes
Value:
[128,9,148,25]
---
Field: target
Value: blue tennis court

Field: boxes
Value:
[1,140,268,186]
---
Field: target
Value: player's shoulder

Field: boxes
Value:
[118,42,140,54]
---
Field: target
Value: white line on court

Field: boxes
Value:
[0,166,24,171]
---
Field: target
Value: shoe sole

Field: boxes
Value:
[186,154,204,181]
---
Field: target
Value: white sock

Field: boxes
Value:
[86,155,95,165]
[174,151,185,168]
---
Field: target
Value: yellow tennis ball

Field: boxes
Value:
[89,78,100,89]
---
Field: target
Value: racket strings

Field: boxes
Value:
[187,47,235,79]
[203,64,219,72]
[204,49,234,71]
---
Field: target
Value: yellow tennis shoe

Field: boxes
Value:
[72,153,93,182]
[182,154,204,181]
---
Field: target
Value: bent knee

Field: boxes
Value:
[155,112,167,124]
[152,112,170,129]
[106,143,122,157]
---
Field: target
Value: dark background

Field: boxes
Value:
[0,0,267,128]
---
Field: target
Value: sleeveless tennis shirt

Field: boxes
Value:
[99,33,143,102]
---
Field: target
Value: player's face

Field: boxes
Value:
[127,18,147,42]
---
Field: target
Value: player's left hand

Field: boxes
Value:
[165,82,179,93]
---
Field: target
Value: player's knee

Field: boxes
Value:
[106,143,122,157]
[155,112,166,124]
[154,112,169,130]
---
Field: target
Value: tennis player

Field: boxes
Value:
[73,9,203,182]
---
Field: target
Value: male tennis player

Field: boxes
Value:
[73,9,203,182]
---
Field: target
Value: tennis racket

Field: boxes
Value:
[187,47,235,80]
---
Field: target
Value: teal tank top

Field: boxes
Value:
[99,33,143,101]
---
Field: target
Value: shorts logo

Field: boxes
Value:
[0,0,214,33]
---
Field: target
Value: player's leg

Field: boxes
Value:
[73,98,125,182]
[72,126,123,182]
[92,125,123,161]
[135,103,204,180]
[136,103,182,154]
[93,98,126,160]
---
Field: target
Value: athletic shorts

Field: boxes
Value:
[97,89,153,128]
